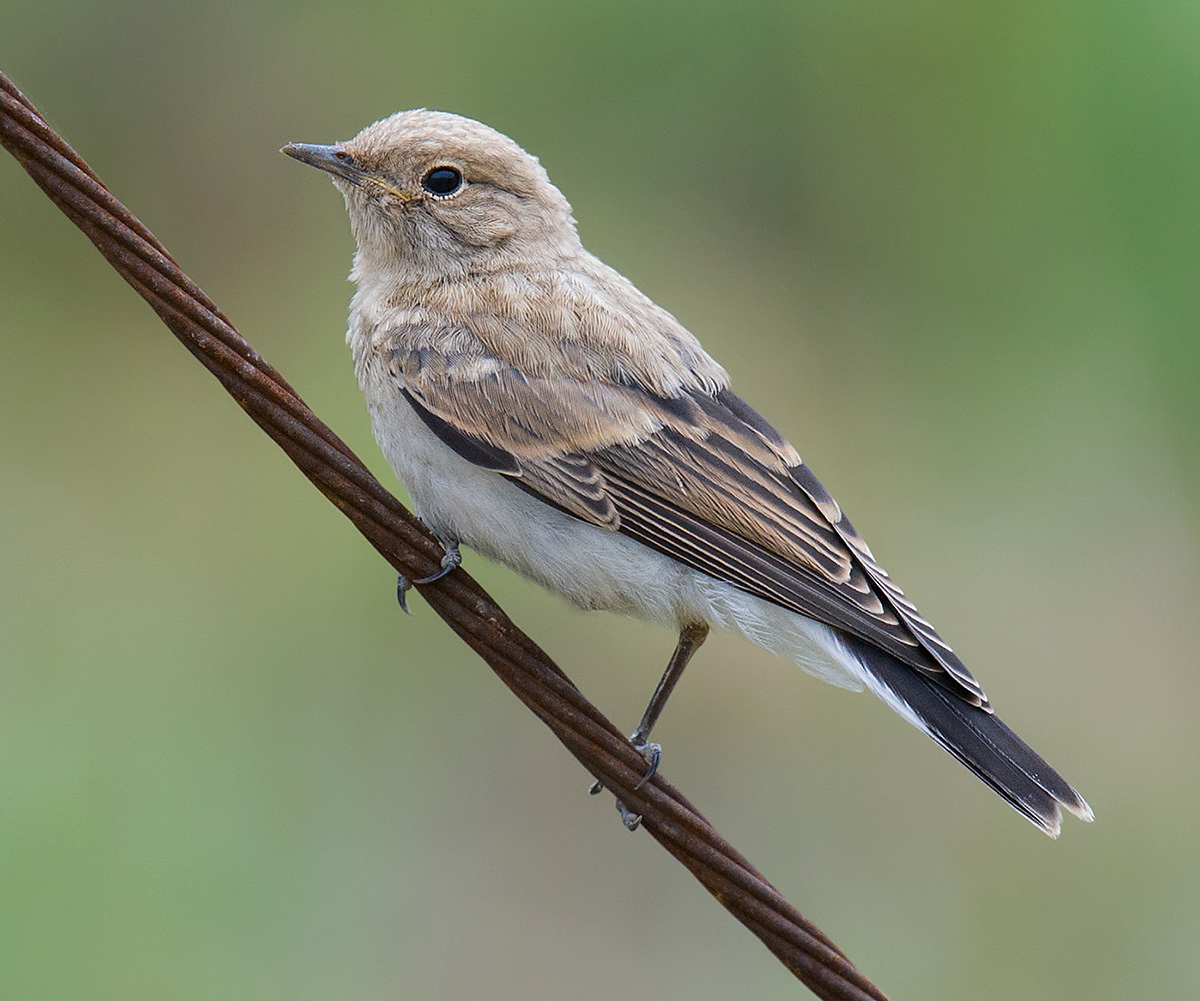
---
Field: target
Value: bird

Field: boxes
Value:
[282,109,1092,836]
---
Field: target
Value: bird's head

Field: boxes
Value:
[283,110,580,281]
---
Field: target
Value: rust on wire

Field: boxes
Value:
[0,71,889,1001]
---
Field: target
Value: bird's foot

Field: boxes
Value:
[415,540,462,584]
[587,735,662,831]
[631,738,661,790]
[615,801,643,831]
[587,782,644,831]
[396,541,462,613]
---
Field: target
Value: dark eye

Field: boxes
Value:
[422,166,463,195]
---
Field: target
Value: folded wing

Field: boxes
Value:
[395,343,986,707]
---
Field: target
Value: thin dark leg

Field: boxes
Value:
[590,621,709,830]
[631,620,709,756]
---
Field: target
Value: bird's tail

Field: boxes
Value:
[847,637,1093,837]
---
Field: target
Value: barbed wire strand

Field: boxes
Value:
[0,71,890,1001]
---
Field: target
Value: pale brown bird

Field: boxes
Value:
[283,110,1092,836]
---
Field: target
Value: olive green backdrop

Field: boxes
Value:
[2,2,1198,998]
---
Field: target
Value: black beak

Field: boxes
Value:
[280,142,366,184]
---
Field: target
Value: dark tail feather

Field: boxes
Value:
[849,638,1093,837]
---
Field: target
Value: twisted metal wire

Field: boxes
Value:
[0,71,889,1001]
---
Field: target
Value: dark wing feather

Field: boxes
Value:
[590,404,988,705]
[402,388,521,474]
[395,334,987,708]
[786,460,987,702]
[403,388,619,528]
[521,452,620,528]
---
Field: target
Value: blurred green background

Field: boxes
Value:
[2,2,1198,998]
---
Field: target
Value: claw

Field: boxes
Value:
[412,540,461,585]
[587,735,659,831]
[589,782,644,830]
[632,740,661,790]
[616,801,642,831]
[396,541,461,614]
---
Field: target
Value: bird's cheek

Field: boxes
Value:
[455,209,517,247]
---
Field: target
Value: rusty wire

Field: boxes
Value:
[0,71,891,1001]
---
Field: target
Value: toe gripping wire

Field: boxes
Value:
[0,71,889,1001]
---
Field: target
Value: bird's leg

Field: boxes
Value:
[590,621,709,829]
[629,620,709,784]
[396,537,462,613]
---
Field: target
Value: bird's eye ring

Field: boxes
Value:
[422,166,464,196]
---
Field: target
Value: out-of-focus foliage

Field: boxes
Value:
[2,3,1197,999]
